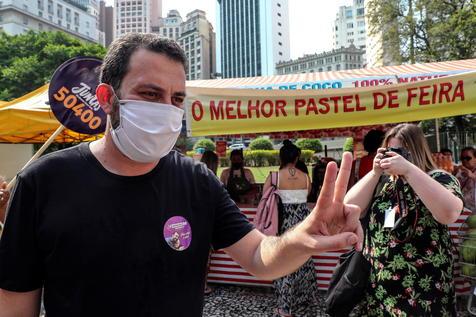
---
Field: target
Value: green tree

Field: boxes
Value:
[193,138,215,151]
[0,31,106,101]
[343,137,354,152]
[249,137,273,150]
[295,138,323,153]
[366,0,476,135]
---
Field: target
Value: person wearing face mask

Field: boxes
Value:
[0,33,364,317]
[455,146,476,213]
[220,149,255,203]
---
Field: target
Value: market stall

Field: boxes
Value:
[1,59,475,293]
[183,59,476,293]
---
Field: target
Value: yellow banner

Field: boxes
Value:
[186,72,476,137]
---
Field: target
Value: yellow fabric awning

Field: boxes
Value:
[0,85,101,143]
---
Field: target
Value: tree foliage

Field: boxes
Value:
[366,0,475,64]
[193,138,216,151]
[366,0,476,134]
[249,137,274,150]
[0,31,106,101]
[343,137,354,153]
[295,138,323,153]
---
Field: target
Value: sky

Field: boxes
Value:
[105,0,352,59]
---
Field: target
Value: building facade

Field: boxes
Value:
[114,0,161,38]
[99,0,113,46]
[276,45,364,75]
[332,0,366,62]
[0,0,102,43]
[156,9,182,41]
[179,10,215,80]
[216,0,290,78]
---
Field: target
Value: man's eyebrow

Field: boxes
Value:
[137,83,165,92]
[174,91,187,98]
[137,84,186,97]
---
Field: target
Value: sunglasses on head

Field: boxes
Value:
[461,156,473,161]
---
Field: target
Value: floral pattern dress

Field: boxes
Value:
[359,171,463,317]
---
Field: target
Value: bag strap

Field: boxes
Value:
[270,172,277,187]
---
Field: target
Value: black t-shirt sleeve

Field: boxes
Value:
[210,175,254,250]
[0,174,43,292]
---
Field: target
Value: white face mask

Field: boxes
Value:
[110,99,184,163]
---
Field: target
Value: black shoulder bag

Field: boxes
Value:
[324,214,371,317]
[325,176,389,317]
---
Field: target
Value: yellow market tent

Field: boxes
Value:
[0,85,100,143]
[1,58,475,143]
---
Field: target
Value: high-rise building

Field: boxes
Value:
[0,0,102,43]
[99,0,113,46]
[178,10,216,80]
[114,0,162,38]
[157,10,182,42]
[276,45,364,75]
[216,0,290,78]
[332,0,366,63]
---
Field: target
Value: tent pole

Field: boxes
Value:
[6,125,65,191]
[435,118,441,152]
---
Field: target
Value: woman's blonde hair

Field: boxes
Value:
[383,123,437,172]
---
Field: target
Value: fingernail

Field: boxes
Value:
[348,235,358,245]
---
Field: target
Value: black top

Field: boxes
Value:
[0,143,253,317]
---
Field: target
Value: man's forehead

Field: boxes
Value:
[126,49,186,86]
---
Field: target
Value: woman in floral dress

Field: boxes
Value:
[345,124,464,316]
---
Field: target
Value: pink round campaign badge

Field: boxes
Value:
[163,216,192,251]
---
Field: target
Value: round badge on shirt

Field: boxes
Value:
[163,216,192,251]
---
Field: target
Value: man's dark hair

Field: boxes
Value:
[461,146,476,157]
[100,33,187,95]
[363,129,385,153]
[440,148,452,155]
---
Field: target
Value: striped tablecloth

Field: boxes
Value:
[208,206,473,294]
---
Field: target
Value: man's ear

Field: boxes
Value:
[96,84,116,114]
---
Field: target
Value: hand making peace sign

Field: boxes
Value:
[294,152,363,254]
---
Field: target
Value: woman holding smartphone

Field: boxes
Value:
[345,124,463,316]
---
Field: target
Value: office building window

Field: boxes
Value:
[279,52,283,56]
[23,16,28,25]
[357,8,364,16]
[277,3,281,7]
[66,8,71,22]
[38,23,43,30]
[277,12,281,17]
[38,0,44,10]
[74,12,79,26]
[327,66,332,71]
[278,32,282,36]
[345,9,352,18]
[347,22,353,28]
[57,4,63,18]
[47,0,53,14]
[278,22,281,26]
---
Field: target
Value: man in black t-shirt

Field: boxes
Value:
[0,33,363,317]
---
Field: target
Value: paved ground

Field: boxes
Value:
[39,283,472,316]
[203,284,327,317]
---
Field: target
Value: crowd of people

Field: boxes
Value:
[0,32,474,317]
[193,125,475,316]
